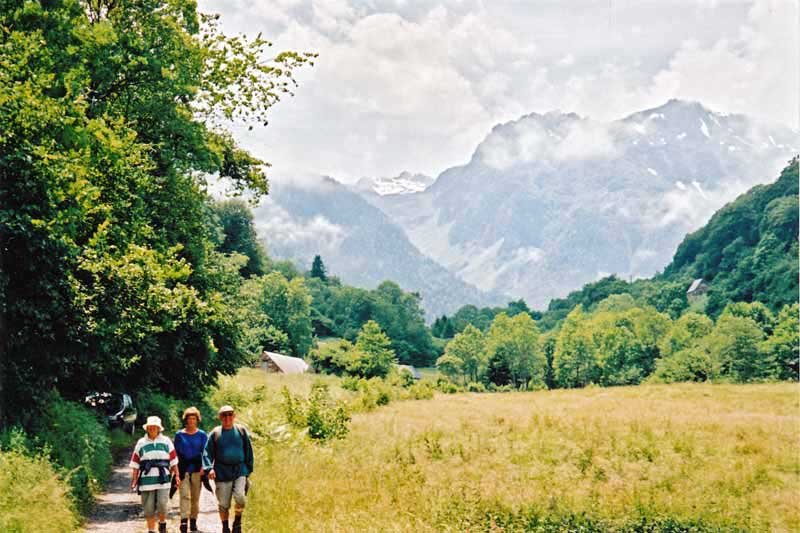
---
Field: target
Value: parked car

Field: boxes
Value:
[85,392,138,434]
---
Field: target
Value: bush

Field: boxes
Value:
[466,381,487,393]
[408,382,435,400]
[30,394,112,514]
[136,391,183,433]
[281,382,351,441]
[340,375,361,392]
[435,377,462,394]
[387,368,416,388]
[0,447,79,532]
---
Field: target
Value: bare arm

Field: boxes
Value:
[130,468,138,490]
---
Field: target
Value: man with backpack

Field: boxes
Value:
[204,405,254,533]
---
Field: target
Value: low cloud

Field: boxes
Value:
[255,201,347,252]
[649,180,752,230]
[477,116,619,169]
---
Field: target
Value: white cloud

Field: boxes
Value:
[255,201,347,251]
[476,115,619,169]
[553,120,618,161]
[198,0,797,182]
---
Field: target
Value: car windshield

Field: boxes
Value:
[86,393,122,415]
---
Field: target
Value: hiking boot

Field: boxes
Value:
[158,523,167,533]
[222,520,230,533]
[232,514,242,533]
[180,518,188,533]
[190,518,198,531]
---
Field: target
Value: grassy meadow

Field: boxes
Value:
[219,370,799,532]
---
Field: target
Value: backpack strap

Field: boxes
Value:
[211,425,248,453]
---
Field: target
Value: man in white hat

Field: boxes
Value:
[130,415,180,533]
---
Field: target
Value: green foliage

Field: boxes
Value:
[281,383,350,441]
[0,0,313,422]
[485,313,545,389]
[213,200,268,277]
[433,496,742,533]
[241,272,313,356]
[29,394,112,514]
[554,307,599,388]
[466,381,487,392]
[445,299,538,336]
[136,391,184,434]
[760,304,799,380]
[658,313,714,358]
[436,324,486,384]
[309,255,327,281]
[665,158,799,316]
[353,320,398,378]
[705,314,771,382]
[431,315,456,338]
[306,278,435,366]
[652,345,718,383]
[310,322,397,379]
[0,447,79,533]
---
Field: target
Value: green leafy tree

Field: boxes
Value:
[658,312,714,357]
[760,303,799,380]
[720,301,775,335]
[0,0,313,422]
[439,325,486,383]
[484,313,544,389]
[242,273,313,357]
[706,315,771,382]
[435,353,464,383]
[310,255,327,281]
[352,321,397,378]
[553,306,598,388]
[213,200,268,277]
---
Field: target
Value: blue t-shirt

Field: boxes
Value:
[174,429,208,473]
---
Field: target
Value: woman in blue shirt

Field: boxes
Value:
[174,407,208,533]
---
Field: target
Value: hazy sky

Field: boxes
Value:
[198,0,799,183]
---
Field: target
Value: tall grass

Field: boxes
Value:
[228,376,799,532]
[0,440,79,532]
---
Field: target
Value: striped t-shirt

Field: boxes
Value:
[130,434,178,491]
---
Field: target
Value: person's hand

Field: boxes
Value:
[130,478,137,491]
[208,470,216,481]
[175,476,181,489]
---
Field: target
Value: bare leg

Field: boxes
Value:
[146,517,156,531]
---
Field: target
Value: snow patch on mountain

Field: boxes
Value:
[356,171,434,196]
[700,118,710,138]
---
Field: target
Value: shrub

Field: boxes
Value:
[487,383,515,393]
[466,381,487,393]
[435,377,462,394]
[136,391,183,433]
[408,382,435,400]
[30,393,112,514]
[340,375,361,392]
[281,382,351,441]
[387,368,416,388]
[0,447,79,532]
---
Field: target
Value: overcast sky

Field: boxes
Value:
[198,0,799,184]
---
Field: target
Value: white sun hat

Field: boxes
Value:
[142,415,164,431]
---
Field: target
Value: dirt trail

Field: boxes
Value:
[85,461,220,533]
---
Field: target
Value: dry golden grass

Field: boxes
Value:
[225,371,799,532]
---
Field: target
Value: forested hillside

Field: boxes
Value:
[429,159,798,388]
[664,157,799,316]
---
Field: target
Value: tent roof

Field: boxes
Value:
[262,351,309,374]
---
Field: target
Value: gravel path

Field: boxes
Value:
[85,461,221,533]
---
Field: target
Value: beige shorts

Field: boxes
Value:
[141,488,169,518]
[215,476,247,511]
